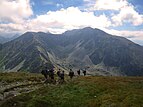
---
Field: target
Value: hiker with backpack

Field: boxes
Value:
[41,67,48,80]
[49,68,55,80]
[77,69,81,76]
[47,68,56,84]
[57,69,61,78]
[57,69,61,83]
[83,69,86,76]
[60,70,65,83]
[69,69,74,79]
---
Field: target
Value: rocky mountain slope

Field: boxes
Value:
[0,27,143,76]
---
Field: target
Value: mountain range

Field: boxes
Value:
[0,34,20,44]
[0,27,143,76]
[0,36,9,44]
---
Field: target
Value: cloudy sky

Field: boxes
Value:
[0,0,143,45]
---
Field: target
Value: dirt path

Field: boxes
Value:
[0,80,44,105]
[0,78,68,105]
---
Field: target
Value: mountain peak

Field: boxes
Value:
[23,31,35,35]
[82,27,94,30]
[81,27,104,32]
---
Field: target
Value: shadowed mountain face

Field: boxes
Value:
[0,27,143,76]
[0,32,54,72]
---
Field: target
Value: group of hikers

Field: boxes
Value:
[41,67,87,84]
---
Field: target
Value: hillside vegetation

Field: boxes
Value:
[0,72,143,107]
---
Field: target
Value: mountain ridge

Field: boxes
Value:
[0,27,143,76]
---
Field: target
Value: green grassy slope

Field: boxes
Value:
[1,73,143,107]
[0,72,43,83]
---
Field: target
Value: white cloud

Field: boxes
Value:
[41,1,63,8]
[84,0,143,26]
[42,1,54,5]
[104,28,143,40]
[112,5,143,26]
[0,0,33,23]
[56,4,63,8]
[0,7,111,34]
[95,0,127,10]
[84,0,128,11]
[0,23,24,32]
[26,7,111,33]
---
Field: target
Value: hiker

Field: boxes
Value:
[69,69,74,79]
[49,68,55,80]
[60,70,65,83]
[41,67,48,79]
[83,69,86,76]
[57,69,61,77]
[57,69,61,83]
[77,69,81,76]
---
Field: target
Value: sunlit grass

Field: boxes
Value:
[1,73,143,107]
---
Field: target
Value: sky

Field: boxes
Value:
[0,0,143,45]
